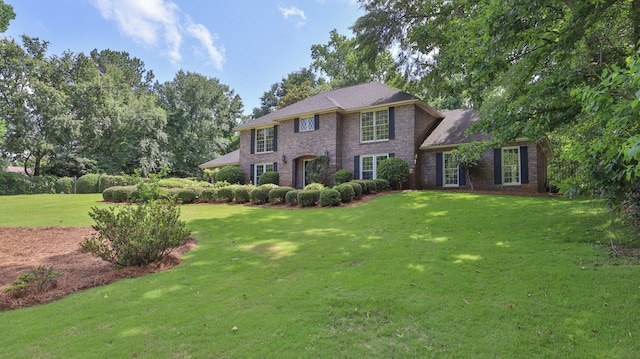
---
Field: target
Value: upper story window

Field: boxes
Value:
[502,147,521,185]
[255,127,274,153]
[300,117,315,132]
[360,109,389,143]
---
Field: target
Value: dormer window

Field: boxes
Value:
[300,117,315,132]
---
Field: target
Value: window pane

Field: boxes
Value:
[361,156,374,180]
[361,112,374,142]
[300,117,314,132]
[443,152,459,186]
[375,110,389,141]
[502,148,520,184]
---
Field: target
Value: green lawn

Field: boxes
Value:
[0,192,638,358]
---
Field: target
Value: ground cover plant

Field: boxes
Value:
[0,192,639,358]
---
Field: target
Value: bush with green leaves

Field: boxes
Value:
[99,175,132,192]
[164,187,201,204]
[333,169,353,185]
[285,189,300,206]
[334,184,355,203]
[55,177,75,194]
[320,189,341,207]
[76,174,101,194]
[250,186,271,205]
[298,190,321,207]
[269,186,294,204]
[80,200,191,267]
[234,186,251,204]
[258,171,279,186]
[304,182,325,191]
[102,186,115,202]
[363,179,377,193]
[200,188,218,203]
[217,186,235,202]
[353,180,369,194]
[110,186,137,203]
[0,172,29,195]
[3,266,62,298]
[215,166,245,184]
[348,181,362,198]
[378,157,410,190]
[374,178,390,192]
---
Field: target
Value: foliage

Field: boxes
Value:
[348,181,362,198]
[269,186,295,205]
[0,0,15,33]
[377,157,409,190]
[200,188,218,203]
[164,187,201,204]
[285,189,300,206]
[76,174,101,194]
[217,186,235,203]
[250,186,271,205]
[297,190,321,207]
[0,173,57,195]
[449,141,492,190]
[353,180,370,194]
[80,200,191,267]
[252,68,325,118]
[305,155,330,185]
[320,189,341,207]
[99,175,134,192]
[334,183,355,203]
[3,266,62,298]
[234,186,251,204]
[304,182,325,191]
[55,177,75,194]
[373,178,390,192]
[257,171,279,186]
[214,166,244,184]
[107,186,137,203]
[333,169,353,185]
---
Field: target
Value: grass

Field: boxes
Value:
[0,191,639,358]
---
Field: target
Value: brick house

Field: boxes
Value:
[201,82,552,192]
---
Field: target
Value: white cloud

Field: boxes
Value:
[91,0,224,69]
[278,5,306,27]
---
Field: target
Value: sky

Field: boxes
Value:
[2,0,364,115]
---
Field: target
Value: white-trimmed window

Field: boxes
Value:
[254,163,274,184]
[502,147,521,185]
[255,127,274,153]
[361,154,389,180]
[360,109,389,142]
[300,117,315,132]
[443,152,459,187]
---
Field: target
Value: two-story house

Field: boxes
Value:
[201,82,552,192]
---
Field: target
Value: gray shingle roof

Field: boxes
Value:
[237,81,440,130]
[199,150,240,169]
[420,108,491,148]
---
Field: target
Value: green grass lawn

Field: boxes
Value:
[0,192,638,358]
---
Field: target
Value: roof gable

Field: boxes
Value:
[420,109,491,149]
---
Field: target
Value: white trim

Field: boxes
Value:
[442,151,459,187]
[254,162,275,184]
[360,153,389,180]
[501,146,521,185]
[255,127,274,154]
[360,108,390,143]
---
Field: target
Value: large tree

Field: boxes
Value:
[0,0,14,33]
[156,70,244,177]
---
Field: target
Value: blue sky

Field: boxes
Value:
[3,0,364,114]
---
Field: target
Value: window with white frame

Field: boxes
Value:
[299,117,315,132]
[443,152,459,187]
[254,163,274,184]
[361,154,389,180]
[360,109,389,142]
[502,147,521,185]
[255,127,274,153]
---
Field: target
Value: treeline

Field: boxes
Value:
[0,36,244,178]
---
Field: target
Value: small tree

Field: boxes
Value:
[306,155,330,185]
[377,157,410,190]
[449,141,490,190]
[215,166,244,184]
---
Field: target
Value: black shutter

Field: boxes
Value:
[250,164,255,184]
[388,107,395,140]
[436,152,443,187]
[354,156,360,180]
[273,162,278,172]
[520,146,529,184]
[272,126,278,152]
[494,148,502,184]
[250,129,255,154]
[314,114,320,130]
[389,153,395,158]
[294,118,299,133]
[459,166,466,186]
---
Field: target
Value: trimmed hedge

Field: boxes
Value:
[257,171,279,186]
[269,186,294,204]
[217,186,235,203]
[320,189,341,207]
[285,189,300,206]
[215,166,244,184]
[298,190,321,207]
[200,188,218,203]
[99,175,132,192]
[373,178,390,192]
[348,181,363,199]
[234,186,251,204]
[335,184,355,203]
[304,182,325,191]
[333,169,353,185]
[112,186,137,203]
[250,186,271,205]
[164,187,201,204]
[77,174,101,194]
[55,177,74,194]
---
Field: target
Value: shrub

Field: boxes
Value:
[76,174,101,194]
[306,155,330,185]
[333,169,353,185]
[251,186,271,205]
[353,180,369,194]
[3,266,63,298]
[165,187,200,204]
[258,171,279,186]
[55,177,75,194]
[215,166,244,184]
[363,179,377,194]
[99,175,131,192]
[0,172,29,195]
[335,184,355,203]
[80,200,191,267]
[304,182,325,191]
[102,186,115,201]
[111,186,137,203]
[374,178,391,192]
[320,189,341,207]
[298,190,321,207]
[378,157,410,189]
[269,186,294,204]
[200,188,218,203]
[285,189,300,206]
[28,176,57,194]
[348,181,362,198]
[217,186,235,202]
[234,186,251,204]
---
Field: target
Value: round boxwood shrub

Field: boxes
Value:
[378,157,410,189]
[333,169,353,185]
[335,184,355,203]
[257,171,279,186]
[269,186,294,204]
[349,181,363,198]
[55,177,75,194]
[374,178,390,192]
[112,186,137,203]
[102,186,116,201]
[320,189,341,207]
[217,186,235,203]
[99,175,131,192]
[285,189,300,206]
[165,187,200,204]
[304,182,325,191]
[76,174,101,194]
[215,166,245,184]
[200,188,217,203]
[298,190,321,207]
[363,179,377,194]
[234,186,251,204]
[250,185,271,205]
